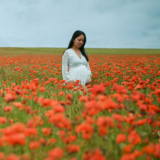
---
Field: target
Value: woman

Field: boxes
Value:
[62,30,92,86]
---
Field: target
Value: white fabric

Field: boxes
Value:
[62,48,91,85]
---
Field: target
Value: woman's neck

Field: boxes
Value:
[71,46,80,51]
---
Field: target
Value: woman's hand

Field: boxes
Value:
[69,80,75,83]
[85,76,92,86]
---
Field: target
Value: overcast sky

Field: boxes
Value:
[0,0,160,48]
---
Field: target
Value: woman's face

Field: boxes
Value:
[73,35,84,48]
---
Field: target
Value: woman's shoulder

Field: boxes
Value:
[65,48,73,53]
[63,48,73,56]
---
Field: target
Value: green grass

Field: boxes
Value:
[0,52,160,160]
[0,47,160,55]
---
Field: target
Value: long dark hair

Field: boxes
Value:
[63,30,89,62]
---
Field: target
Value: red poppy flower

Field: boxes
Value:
[116,134,126,143]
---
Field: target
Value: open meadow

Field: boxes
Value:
[0,48,160,160]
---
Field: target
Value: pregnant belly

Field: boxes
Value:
[69,65,90,84]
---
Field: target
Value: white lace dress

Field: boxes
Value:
[62,48,92,85]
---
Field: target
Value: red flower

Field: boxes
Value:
[128,130,141,145]
[155,89,160,97]
[0,152,4,159]
[5,133,26,146]
[83,149,106,160]
[66,94,72,100]
[42,128,51,136]
[0,117,7,124]
[116,134,126,143]
[120,154,135,160]
[67,144,80,153]
[6,154,20,160]
[13,102,23,110]
[99,126,108,136]
[76,123,93,140]
[4,93,15,103]
[154,144,160,158]
[25,128,37,137]
[112,114,124,122]
[132,150,143,158]
[134,84,142,90]
[29,141,40,149]
[92,84,105,95]
[3,106,12,113]
[39,87,45,92]
[48,148,63,159]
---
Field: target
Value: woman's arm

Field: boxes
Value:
[86,62,92,76]
[62,51,72,83]
[85,62,92,85]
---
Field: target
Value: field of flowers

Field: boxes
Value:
[0,50,160,160]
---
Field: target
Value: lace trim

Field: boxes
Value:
[62,51,71,82]
[86,62,92,76]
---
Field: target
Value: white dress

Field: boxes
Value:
[62,48,92,85]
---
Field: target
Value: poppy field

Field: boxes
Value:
[0,48,160,160]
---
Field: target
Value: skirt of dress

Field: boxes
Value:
[69,65,91,85]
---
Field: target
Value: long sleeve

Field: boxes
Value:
[86,62,92,76]
[84,50,92,76]
[62,51,71,82]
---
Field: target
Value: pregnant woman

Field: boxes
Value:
[62,30,92,86]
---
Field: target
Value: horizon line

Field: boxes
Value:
[0,47,160,50]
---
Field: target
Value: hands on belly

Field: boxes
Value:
[69,80,75,83]
[85,76,92,86]
[69,76,91,86]
[69,80,80,86]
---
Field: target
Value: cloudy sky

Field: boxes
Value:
[0,0,160,48]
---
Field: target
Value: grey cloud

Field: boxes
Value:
[89,0,128,13]
[0,0,160,48]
